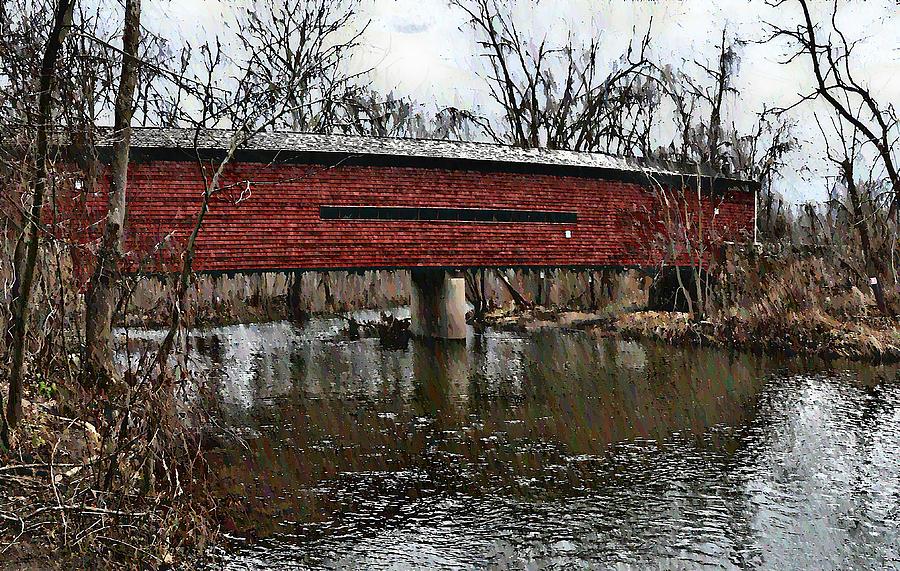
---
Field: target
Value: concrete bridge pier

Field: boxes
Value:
[409,268,467,340]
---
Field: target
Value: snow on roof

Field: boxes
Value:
[121,127,747,183]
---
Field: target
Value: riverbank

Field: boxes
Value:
[3,304,898,568]
[0,380,217,569]
[483,306,900,363]
[618,310,900,363]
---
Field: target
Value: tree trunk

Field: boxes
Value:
[463,270,483,319]
[843,159,889,316]
[588,270,596,310]
[6,0,74,432]
[706,29,728,167]
[4,233,25,350]
[321,272,334,311]
[479,268,488,314]
[601,268,615,301]
[84,0,142,388]
[499,270,530,309]
[288,270,306,320]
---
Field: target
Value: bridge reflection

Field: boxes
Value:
[128,316,771,540]
[116,316,900,568]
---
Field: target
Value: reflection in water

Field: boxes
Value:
[121,315,900,569]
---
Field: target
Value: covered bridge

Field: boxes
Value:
[63,127,757,338]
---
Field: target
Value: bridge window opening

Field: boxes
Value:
[320,206,577,224]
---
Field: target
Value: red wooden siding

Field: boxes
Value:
[60,160,755,274]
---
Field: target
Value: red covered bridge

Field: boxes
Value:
[65,128,757,338]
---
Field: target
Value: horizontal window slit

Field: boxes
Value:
[320,206,577,224]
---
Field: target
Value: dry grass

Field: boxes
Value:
[616,248,900,362]
[616,310,900,362]
[0,377,219,569]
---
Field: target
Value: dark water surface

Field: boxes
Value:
[125,311,900,569]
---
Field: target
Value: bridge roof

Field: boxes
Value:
[118,127,754,188]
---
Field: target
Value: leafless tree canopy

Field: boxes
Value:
[451,0,654,151]
[764,0,899,216]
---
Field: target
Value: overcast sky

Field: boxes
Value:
[141,0,900,202]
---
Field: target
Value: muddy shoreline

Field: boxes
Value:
[478,305,900,364]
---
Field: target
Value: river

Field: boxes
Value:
[120,310,900,569]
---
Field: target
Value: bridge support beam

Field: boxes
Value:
[409,269,467,340]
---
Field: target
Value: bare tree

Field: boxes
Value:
[633,30,795,316]
[5,0,75,433]
[765,0,899,216]
[653,29,741,171]
[450,0,652,151]
[815,112,894,313]
[727,110,795,240]
[83,0,142,387]
[1,0,181,402]
[342,90,480,140]
[153,1,371,365]
[235,0,368,133]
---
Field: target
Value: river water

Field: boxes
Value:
[122,311,900,569]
